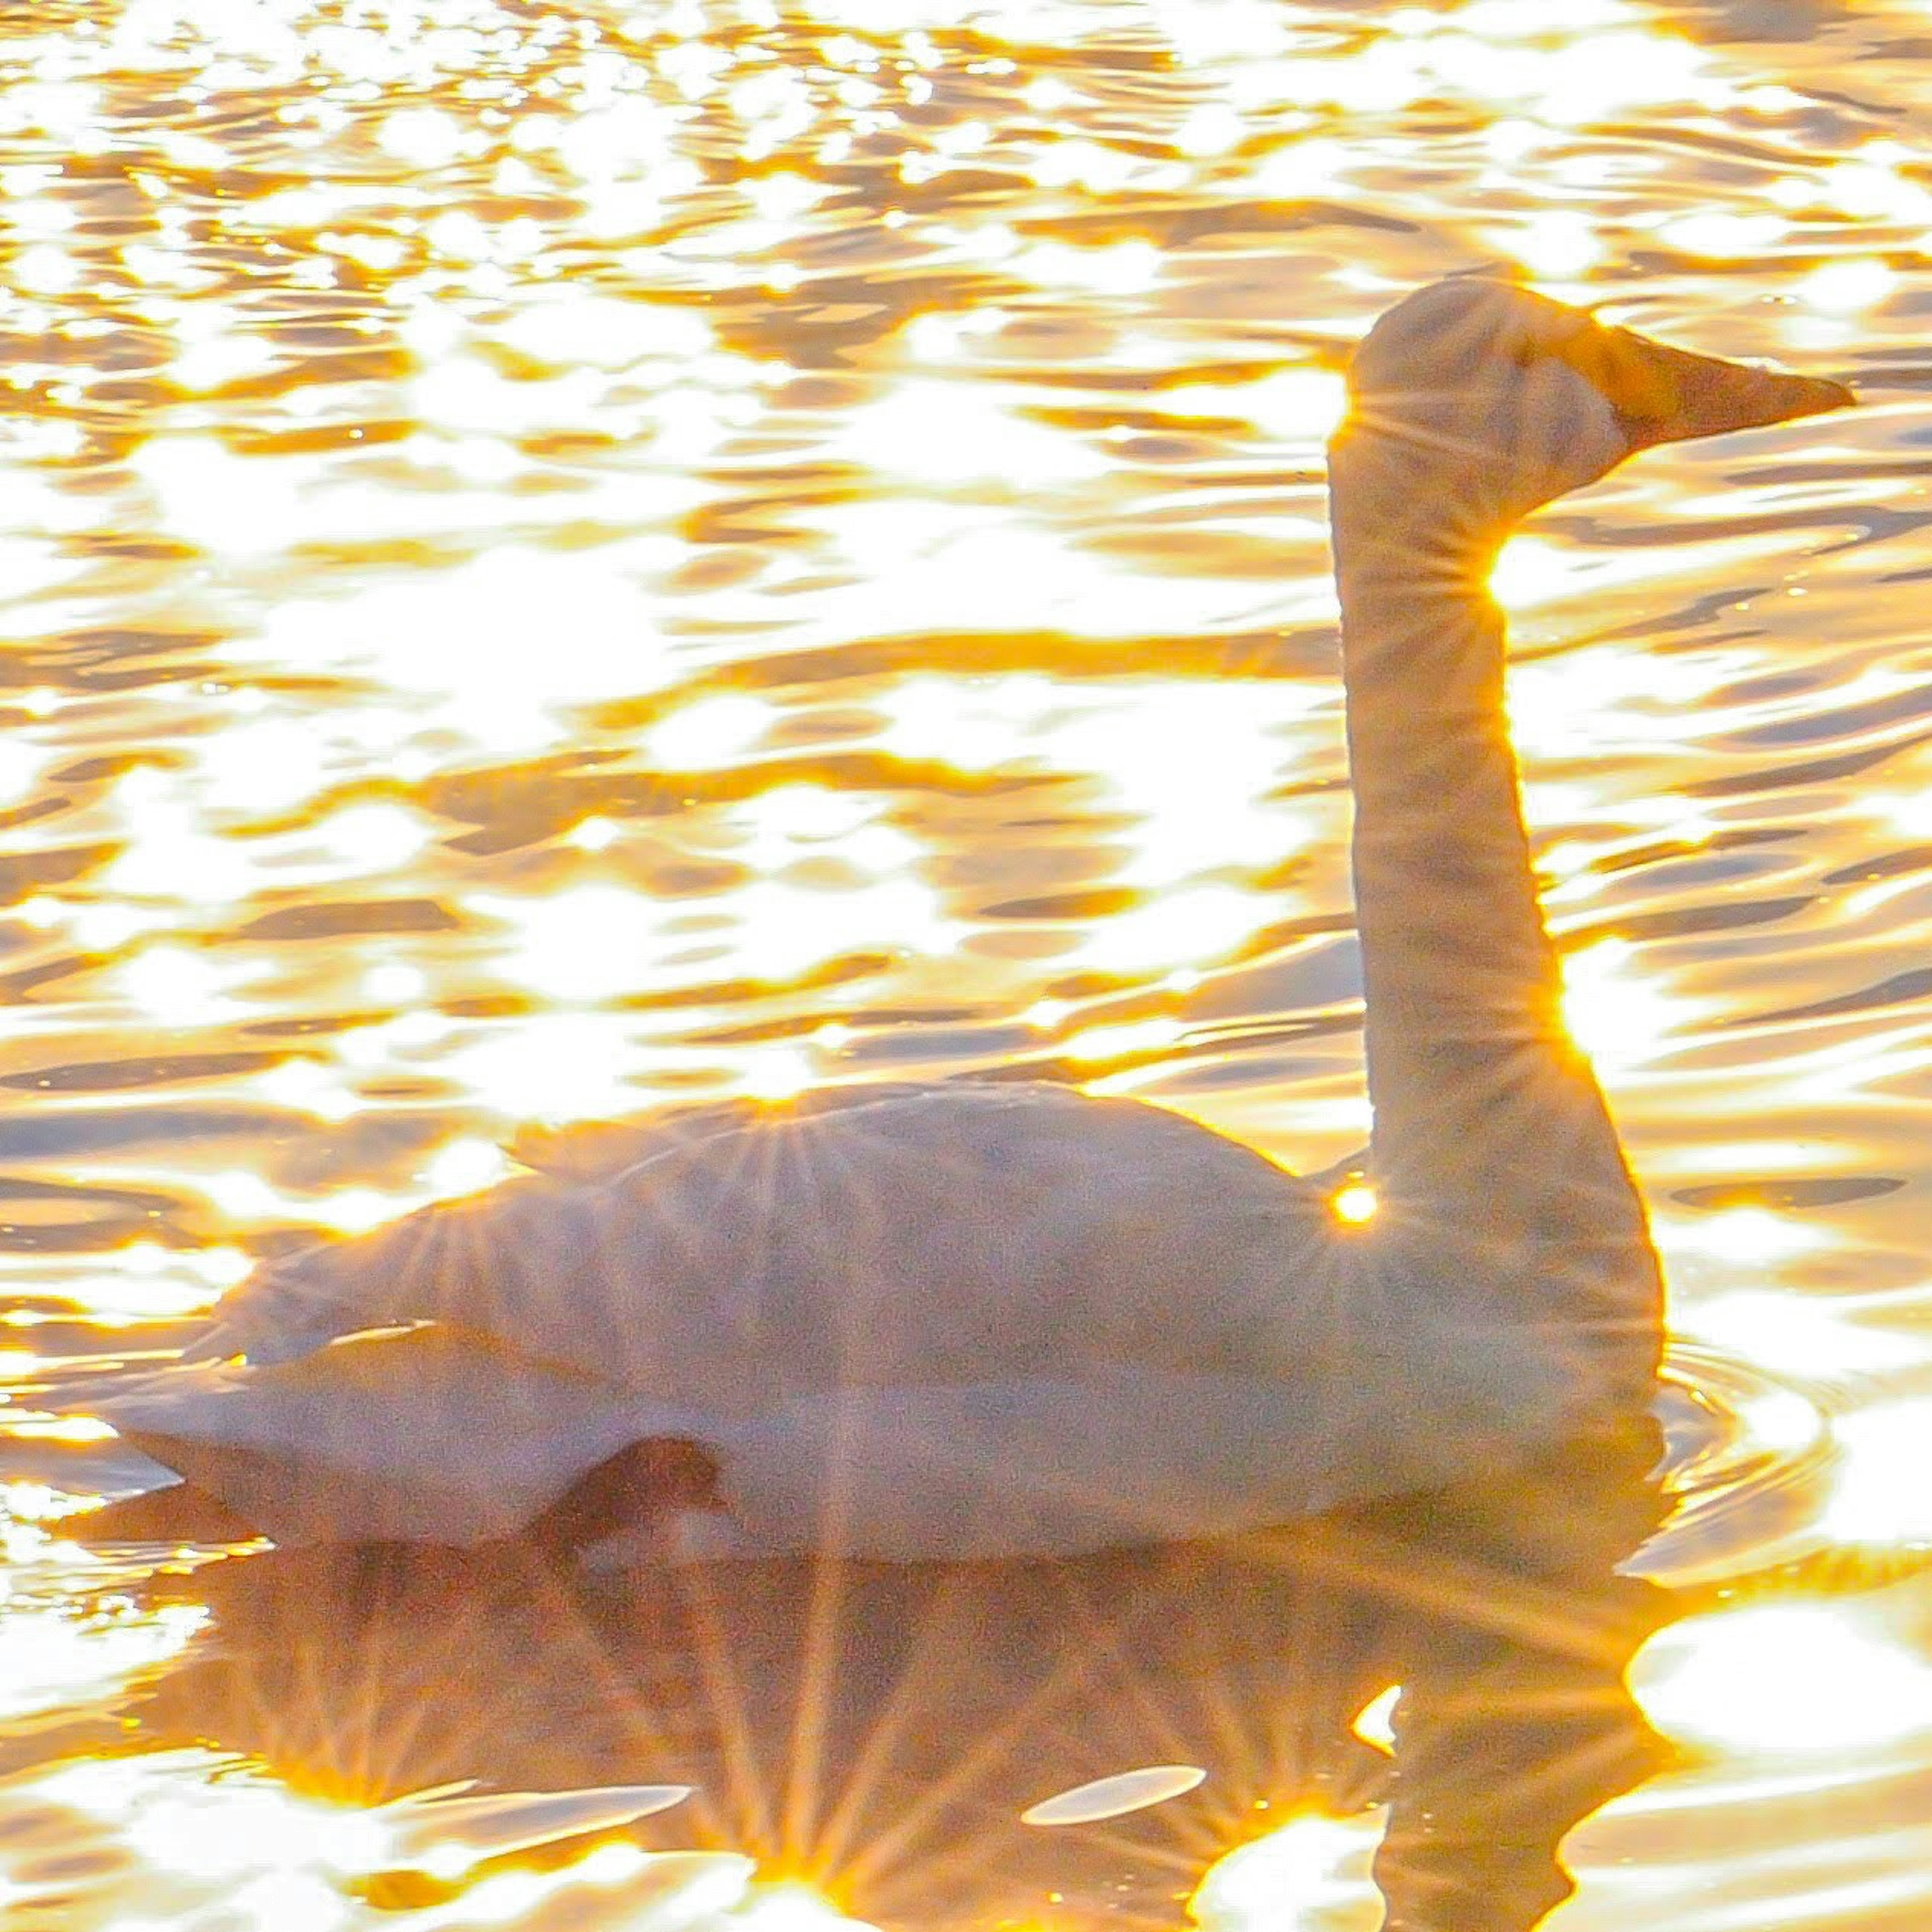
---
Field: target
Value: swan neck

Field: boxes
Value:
[1330,492,1661,1402]
[1335,524,1556,1148]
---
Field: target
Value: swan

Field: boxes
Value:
[70,278,1851,1564]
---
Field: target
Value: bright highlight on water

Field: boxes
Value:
[2,3,1931,1931]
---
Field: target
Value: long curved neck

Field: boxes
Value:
[1334,504,1561,1173]
[1329,476,1661,1397]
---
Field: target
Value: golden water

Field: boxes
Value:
[4,0,1932,1925]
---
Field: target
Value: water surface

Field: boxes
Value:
[4,2,1932,1927]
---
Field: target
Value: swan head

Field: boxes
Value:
[1330,277,1853,534]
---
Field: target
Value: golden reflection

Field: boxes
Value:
[735,787,920,876]
[837,379,1106,484]
[1009,238,1165,299]
[114,943,268,1025]
[1739,1386,1826,1457]
[309,804,432,874]
[374,105,474,170]
[236,551,694,752]
[421,1138,513,1199]
[1559,939,1697,1074]
[1247,134,1353,198]
[1657,211,1790,259]
[1681,1208,1831,1267]
[741,1043,816,1100]
[362,962,429,1005]
[14,243,83,296]
[1061,1016,1187,1064]
[1822,1401,1932,1546]
[734,1883,872,1932]
[477,871,954,1007]
[0,1602,206,1724]
[471,885,669,1004]
[1829,141,1932,212]
[1348,1685,1401,1755]
[5,1414,118,1443]
[569,815,622,852]
[197,1169,474,1238]
[1192,1812,1383,1932]
[3,1480,92,1522]
[13,1751,709,1929]
[1797,259,1898,316]
[1673,1286,1924,1380]
[1868,781,1932,838]
[192,717,331,813]
[1633,1601,1932,1758]
[1154,368,1349,443]
[1,2,1930,1928]
[647,694,777,769]
[1659,1138,1831,1179]
[34,1241,250,1324]
[1489,208,1604,281]
[1073,886,1263,977]
[1490,534,1797,619]
[1020,1764,1208,1827]
[1220,0,1722,126]
[435,1013,656,1122]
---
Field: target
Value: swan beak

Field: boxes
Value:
[1605,328,1855,451]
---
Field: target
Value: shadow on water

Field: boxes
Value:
[115,1416,1672,1932]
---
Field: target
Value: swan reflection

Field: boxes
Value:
[116,1416,1669,1932]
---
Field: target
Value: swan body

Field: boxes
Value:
[71,280,1852,1562]
[96,1084,1571,1559]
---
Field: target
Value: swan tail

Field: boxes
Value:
[71,1476,263,1546]
[59,1327,695,1550]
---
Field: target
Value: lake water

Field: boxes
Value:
[3,1,1932,1927]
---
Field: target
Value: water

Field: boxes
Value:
[2,0,1931,1924]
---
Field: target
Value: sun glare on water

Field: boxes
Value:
[0,1,1928,1931]
[1633,1600,1932,1760]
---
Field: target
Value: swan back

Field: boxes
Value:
[194,1085,1335,1403]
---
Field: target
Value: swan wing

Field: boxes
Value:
[89,1325,679,1545]
[78,1082,1588,1554]
[191,1084,1340,1400]
[146,1085,1489,1554]
[707,1370,1417,1560]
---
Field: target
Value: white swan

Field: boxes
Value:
[73,279,1850,1563]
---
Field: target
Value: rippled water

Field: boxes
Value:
[4,0,1932,1926]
